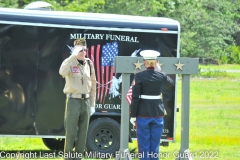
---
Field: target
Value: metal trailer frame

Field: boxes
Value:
[0,7,180,149]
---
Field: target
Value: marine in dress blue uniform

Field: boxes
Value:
[130,50,174,160]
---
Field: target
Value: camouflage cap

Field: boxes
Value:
[73,38,87,46]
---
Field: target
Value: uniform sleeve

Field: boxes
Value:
[165,75,175,87]
[89,60,97,107]
[130,74,141,117]
[59,55,76,77]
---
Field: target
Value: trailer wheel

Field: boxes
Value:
[42,138,64,150]
[86,117,120,155]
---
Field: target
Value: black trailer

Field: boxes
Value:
[0,7,180,154]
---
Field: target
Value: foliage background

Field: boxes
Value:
[1,1,240,159]
[1,0,240,64]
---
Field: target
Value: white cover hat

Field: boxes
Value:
[140,50,160,60]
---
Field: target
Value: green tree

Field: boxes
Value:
[45,0,105,12]
[0,0,19,8]
[87,0,175,16]
[167,0,240,63]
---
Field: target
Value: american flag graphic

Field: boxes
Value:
[69,42,120,104]
[100,42,118,103]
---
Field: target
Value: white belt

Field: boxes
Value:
[140,95,161,99]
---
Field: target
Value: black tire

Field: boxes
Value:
[86,117,120,155]
[42,138,65,150]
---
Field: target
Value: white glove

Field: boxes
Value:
[154,63,161,72]
[130,117,136,126]
[72,46,82,56]
[90,107,95,116]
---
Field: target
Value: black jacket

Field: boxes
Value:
[130,67,174,117]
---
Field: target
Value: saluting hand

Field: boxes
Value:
[72,46,82,57]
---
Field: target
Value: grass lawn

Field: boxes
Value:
[199,64,240,70]
[0,65,240,160]
[173,77,240,160]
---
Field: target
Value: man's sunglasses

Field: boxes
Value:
[79,49,88,52]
